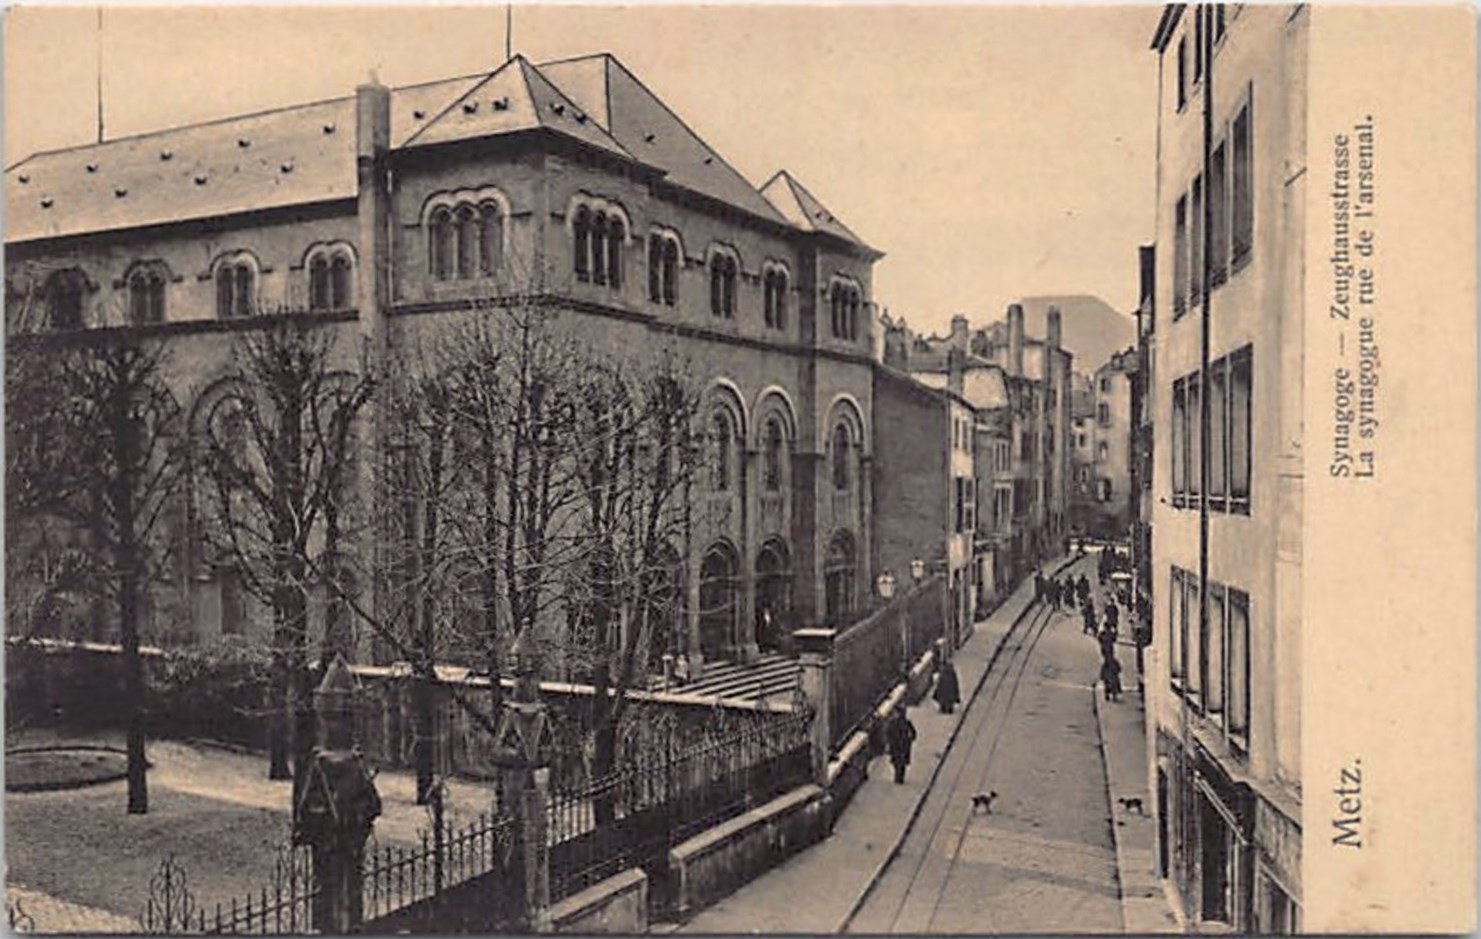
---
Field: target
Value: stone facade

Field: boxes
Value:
[5,53,883,675]
[1145,5,1305,931]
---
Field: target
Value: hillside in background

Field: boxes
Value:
[1015,294,1136,374]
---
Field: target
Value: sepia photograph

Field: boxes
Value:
[2,3,1474,935]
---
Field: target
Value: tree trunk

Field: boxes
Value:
[119,564,149,814]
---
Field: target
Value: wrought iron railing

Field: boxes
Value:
[140,847,316,935]
[362,810,518,924]
[546,708,813,903]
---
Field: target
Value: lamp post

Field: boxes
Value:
[876,570,897,601]
[910,558,926,585]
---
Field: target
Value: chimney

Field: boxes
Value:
[356,78,391,160]
[355,77,392,357]
[949,314,969,349]
[1007,303,1024,378]
[1047,305,1062,351]
[947,347,965,396]
[1138,243,1157,335]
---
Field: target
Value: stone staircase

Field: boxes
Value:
[646,653,802,704]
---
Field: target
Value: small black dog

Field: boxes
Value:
[1117,796,1146,815]
[971,791,999,814]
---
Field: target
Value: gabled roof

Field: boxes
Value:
[6,96,358,244]
[405,56,634,162]
[6,51,860,245]
[760,169,874,252]
[540,53,786,224]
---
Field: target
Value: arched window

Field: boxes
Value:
[428,207,454,281]
[662,240,679,305]
[649,234,664,302]
[754,539,792,651]
[829,284,842,338]
[709,256,724,317]
[698,542,738,660]
[831,422,852,490]
[711,411,732,492]
[590,212,608,286]
[309,256,330,311]
[824,531,856,623]
[479,202,502,276]
[127,265,166,326]
[722,257,737,317]
[330,254,352,309]
[215,259,255,319]
[764,417,785,491]
[46,269,87,331]
[607,217,624,290]
[573,206,591,282]
[764,269,788,329]
[646,542,684,669]
[456,204,480,279]
[308,249,354,311]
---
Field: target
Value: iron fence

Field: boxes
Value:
[140,847,316,935]
[546,707,813,903]
[361,810,518,924]
[829,578,944,749]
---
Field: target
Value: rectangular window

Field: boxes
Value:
[1232,101,1254,266]
[1173,195,1188,317]
[1206,583,1226,718]
[1185,572,1202,706]
[1210,358,1228,509]
[1193,10,1204,85]
[1228,588,1251,744]
[1172,379,1187,504]
[1188,373,1202,499]
[1170,567,1186,686]
[1210,141,1229,286]
[1190,175,1204,307]
[1230,346,1252,511]
[1177,36,1188,111]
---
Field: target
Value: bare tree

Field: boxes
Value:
[6,335,185,814]
[196,315,375,786]
[566,354,701,799]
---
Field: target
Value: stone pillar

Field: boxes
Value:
[491,645,554,932]
[794,628,836,784]
[790,452,822,627]
[295,656,381,936]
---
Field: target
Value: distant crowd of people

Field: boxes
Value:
[1035,567,1125,703]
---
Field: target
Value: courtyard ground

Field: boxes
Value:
[5,728,493,933]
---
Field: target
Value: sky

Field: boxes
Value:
[4,3,1158,337]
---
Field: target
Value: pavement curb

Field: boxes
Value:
[836,555,1083,933]
[1092,684,1181,934]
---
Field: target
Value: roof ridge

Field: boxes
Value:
[600,54,776,220]
[400,58,516,148]
[9,91,355,169]
[522,58,636,160]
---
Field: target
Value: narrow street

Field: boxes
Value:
[847,560,1124,934]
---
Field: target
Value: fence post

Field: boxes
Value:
[491,645,554,932]
[294,655,381,935]
[794,628,836,784]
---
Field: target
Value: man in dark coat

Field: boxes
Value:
[885,709,918,784]
[1101,654,1123,702]
[934,660,961,715]
[1099,625,1118,661]
[1082,599,1098,636]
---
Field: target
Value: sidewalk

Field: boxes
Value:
[1093,686,1181,933]
[675,556,1074,935]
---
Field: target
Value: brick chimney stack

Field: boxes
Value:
[1047,305,1063,352]
[1008,303,1025,378]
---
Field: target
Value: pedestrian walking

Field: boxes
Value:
[1101,654,1123,702]
[1034,572,1045,605]
[1077,574,1091,605]
[1099,625,1117,661]
[1106,602,1120,633]
[1050,578,1062,611]
[1082,599,1097,636]
[934,660,961,715]
[885,709,918,784]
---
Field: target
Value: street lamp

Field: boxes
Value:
[910,558,926,584]
[876,571,897,601]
